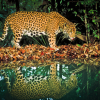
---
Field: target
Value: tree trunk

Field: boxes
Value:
[16,0,19,11]
[51,0,56,11]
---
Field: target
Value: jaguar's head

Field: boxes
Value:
[62,23,76,41]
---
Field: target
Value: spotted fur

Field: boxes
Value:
[0,11,76,49]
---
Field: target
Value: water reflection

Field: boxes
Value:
[0,60,100,100]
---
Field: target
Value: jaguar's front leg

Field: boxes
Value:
[48,33,58,50]
[11,30,23,48]
[47,19,59,51]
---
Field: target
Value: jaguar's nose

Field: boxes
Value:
[68,37,75,41]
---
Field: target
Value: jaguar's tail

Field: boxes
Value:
[0,19,9,41]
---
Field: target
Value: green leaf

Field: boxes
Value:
[94,35,99,38]
[92,11,94,14]
[76,44,81,47]
[79,9,83,13]
[93,30,97,34]
[71,8,73,11]
[73,11,77,15]
[76,31,81,34]
[80,1,84,5]
[88,9,95,14]
[87,29,90,32]
[67,2,70,6]
[92,19,96,23]
[75,2,79,6]
[84,15,88,18]
[60,0,62,4]
[77,63,82,66]
[68,9,71,12]
[83,10,86,13]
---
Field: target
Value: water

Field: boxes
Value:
[0,60,100,100]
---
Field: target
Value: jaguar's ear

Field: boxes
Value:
[74,23,77,26]
[64,23,66,27]
[63,23,67,28]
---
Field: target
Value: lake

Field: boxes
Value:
[0,59,100,100]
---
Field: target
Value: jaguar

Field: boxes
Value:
[0,11,76,50]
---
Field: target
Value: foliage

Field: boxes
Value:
[72,0,100,42]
